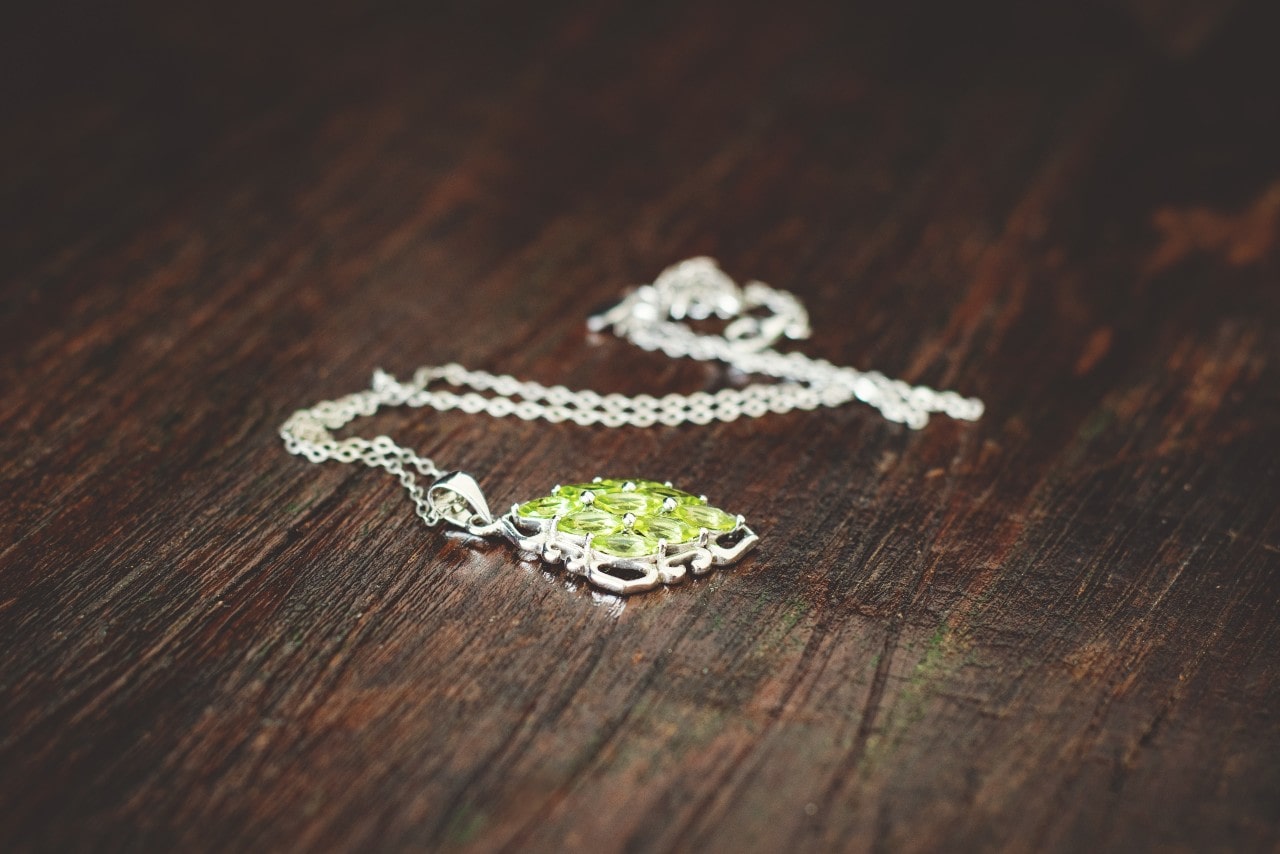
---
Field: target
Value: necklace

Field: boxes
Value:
[281,258,983,594]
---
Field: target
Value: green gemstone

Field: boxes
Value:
[592,491,662,516]
[555,482,607,500]
[593,531,659,558]
[674,503,738,532]
[612,479,695,500]
[557,508,622,537]
[634,514,697,544]
[644,484,701,503]
[626,478,671,490]
[516,495,576,519]
[591,478,643,491]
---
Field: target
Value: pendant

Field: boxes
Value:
[427,473,759,594]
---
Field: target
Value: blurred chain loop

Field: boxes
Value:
[280,258,983,525]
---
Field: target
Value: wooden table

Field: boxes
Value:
[3,1,1278,851]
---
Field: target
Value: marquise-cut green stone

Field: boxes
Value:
[590,478,644,491]
[634,514,696,544]
[557,508,622,537]
[593,531,659,558]
[593,491,661,516]
[624,478,672,490]
[674,503,738,532]
[555,482,606,500]
[516,495,577,519]
[643,484,701,503]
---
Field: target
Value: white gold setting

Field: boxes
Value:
[499,507,759,595]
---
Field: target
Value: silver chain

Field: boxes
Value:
[280,258,984,527]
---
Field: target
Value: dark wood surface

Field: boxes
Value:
[3,1,1278,851]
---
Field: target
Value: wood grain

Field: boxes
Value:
[2,1,1278,851]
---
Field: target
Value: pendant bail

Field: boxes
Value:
[427,471,497,536]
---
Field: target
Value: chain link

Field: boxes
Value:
[280,258,984,524]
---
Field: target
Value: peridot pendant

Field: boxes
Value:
[424,472,758,594]
[504,477,759,594]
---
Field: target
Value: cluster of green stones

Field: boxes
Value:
[512,477,741,558]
